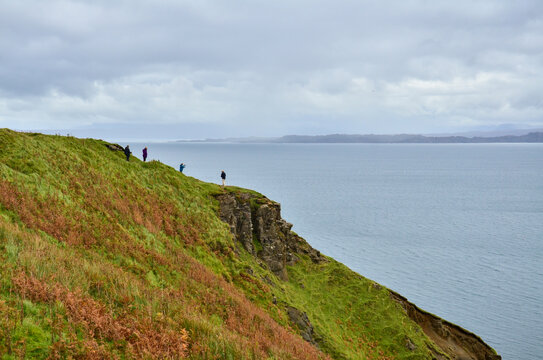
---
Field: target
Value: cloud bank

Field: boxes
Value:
[1,0,542,139]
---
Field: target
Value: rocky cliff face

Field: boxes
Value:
[389,291,501,360]
[216,191,325,281]
[215,189,501,360]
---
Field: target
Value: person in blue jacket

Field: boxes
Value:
[179,163,186,173]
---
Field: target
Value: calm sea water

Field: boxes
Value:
[132,142,543,360]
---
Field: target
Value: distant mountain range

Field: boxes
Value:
[178,131,543,143]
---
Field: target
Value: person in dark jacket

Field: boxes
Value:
[179,163,185,173]
[124,145,131,161]
[221,170,226,186]
[142,147,148,162]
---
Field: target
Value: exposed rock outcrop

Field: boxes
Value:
[216,192,254,254]
[216,191,326,281]
[286,306,317,345]
[389,291,501,360]
[105,143,124,151]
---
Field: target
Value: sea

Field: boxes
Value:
[131,142,543,360]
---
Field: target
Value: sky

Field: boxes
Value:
[1,0,543,140]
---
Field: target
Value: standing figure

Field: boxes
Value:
[124,145,131,161]
[179,163,186,173]
[221,170,226,186]
[142,147,148,162]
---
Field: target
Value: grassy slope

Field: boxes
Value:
[0,129,446,359]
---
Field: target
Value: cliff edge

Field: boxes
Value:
[216,189,501,360]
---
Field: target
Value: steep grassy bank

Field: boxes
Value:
[0,129,500,359]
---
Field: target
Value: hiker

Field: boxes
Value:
[124,145,131,161]
[221,170,226,186]
[179,163,186,173]
[142,147,148,162]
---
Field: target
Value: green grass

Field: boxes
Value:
[0,129,452,359]
[280,259,442,359]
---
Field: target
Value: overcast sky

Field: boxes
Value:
[1,0,543,140]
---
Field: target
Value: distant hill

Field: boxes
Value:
[429,128,543,138]
[278,132,543,143]
[178,132,543,144]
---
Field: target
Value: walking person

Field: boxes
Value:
[142,147,148,162]
[179,163,186,173]
[124,145,131,161]
[220,170,226,186]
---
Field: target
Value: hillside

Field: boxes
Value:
[0,129,500,359]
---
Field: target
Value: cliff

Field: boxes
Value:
[388,291,501,360]
[216,190,325,281]
[215,190,501,360]
[0,129,501,359]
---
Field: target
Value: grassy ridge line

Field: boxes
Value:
[0,129,442,359]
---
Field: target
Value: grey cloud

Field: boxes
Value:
[1,0,542,137]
